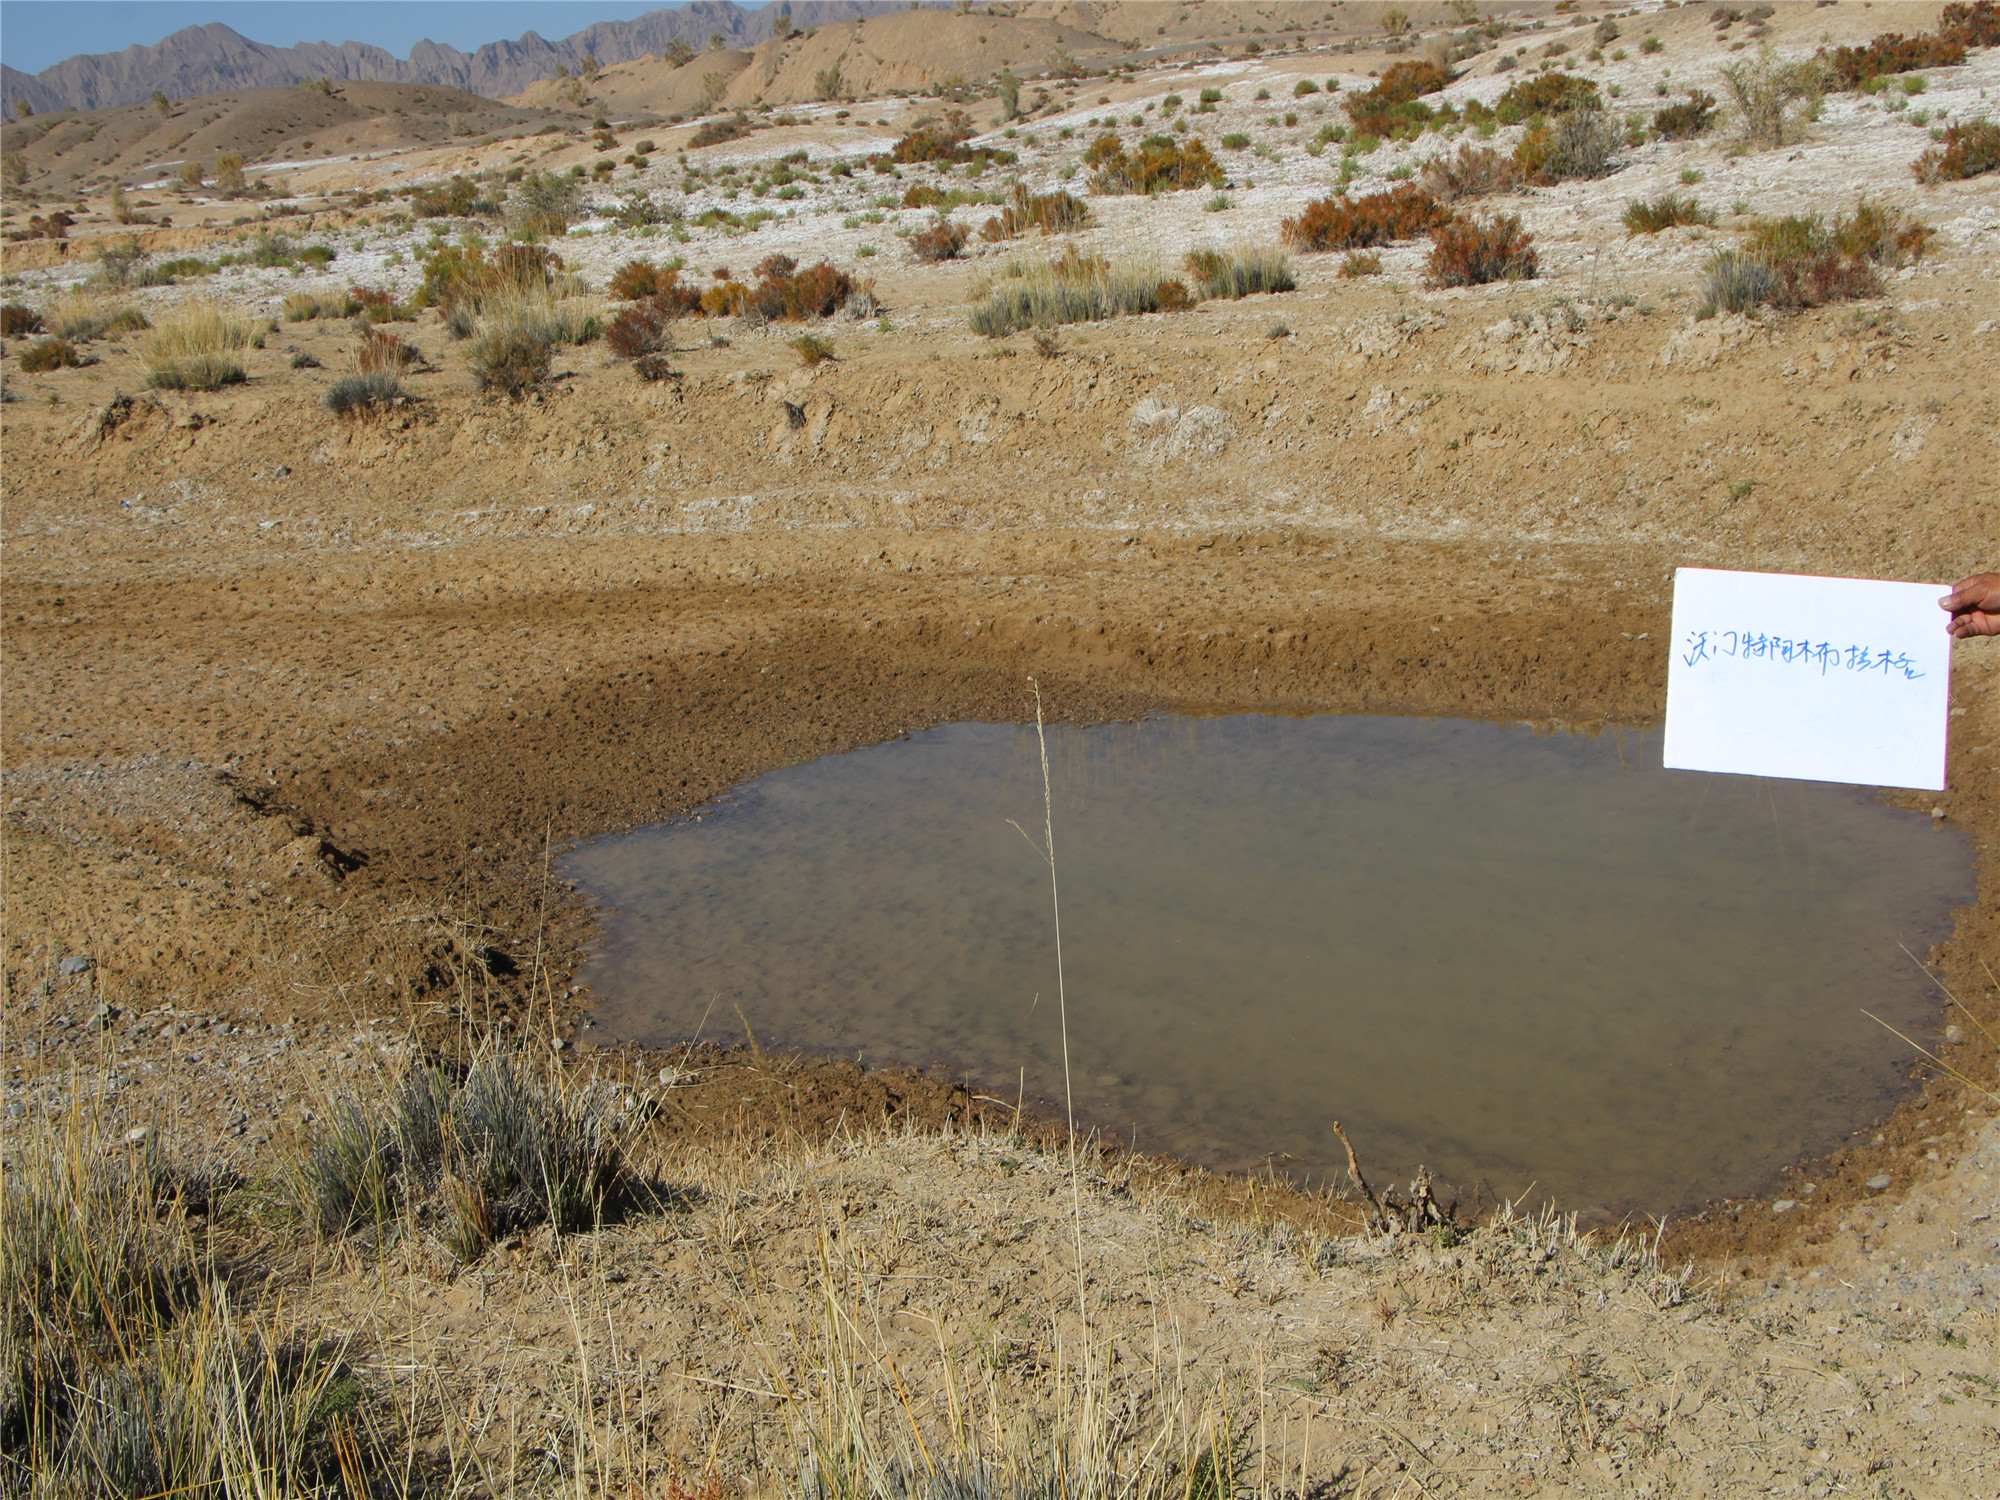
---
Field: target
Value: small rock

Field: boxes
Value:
[125,1125,155,1146]
[1772,1200,1798,1214]
[1944,1025,1963,1044]
[57,955,94,976]
[1866,1174,1892,1191]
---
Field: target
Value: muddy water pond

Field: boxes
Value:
[567,715,1973,1213]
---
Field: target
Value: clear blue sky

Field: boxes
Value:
[0,2,710,76]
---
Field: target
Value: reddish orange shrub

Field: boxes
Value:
[1281,184,1447,251]
[1425,213,1538,287]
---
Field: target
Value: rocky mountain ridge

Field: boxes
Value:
[1,0,898,116]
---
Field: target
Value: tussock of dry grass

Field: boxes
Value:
[139,300,255,390]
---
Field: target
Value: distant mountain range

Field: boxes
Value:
[1,1,902,116]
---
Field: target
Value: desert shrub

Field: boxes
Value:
[303,1053,625,1256]
[633,352,677,381]
[1514,108,1621,184]
[1652,90,1718,140]
[349,284,416,324]
[466,293,600,397]
[356,329,423,374]
[17,337,83,372]
[1183,244,1296,299]
[409,174,494,218]
[140,301,253,390]
[1914,118,2000,181]
[419,241,576,320]
[1420,143,1519,200]
[1622,194,1716,234]
[1491,71,1601,123]
[324,370,402,417]
[1700,202,1928,315]
[967,248,1182,335]
[506,170,586,234]
[608,296,678,357]
[1,303,42,336]
[282,289,362,321]
[1344,59,1455,138]
[690,113,751,148]
[1720,47,1831,147]
[886,109,979,163]
[1338,250,1384,277]
[1088,134,1225,193]
[610,256,685,300]
[1425,213,1538,286]
[291,350,321,369]
[1281,183,1447,251]
[93,235,151,289]
[1699,251,1778,316]
[902,183,946,208]
[910,213,970,261]
[979,183,1092,239]
[1942,1,2000,46]
[1829,32,1967,89]
[792,332,835,366]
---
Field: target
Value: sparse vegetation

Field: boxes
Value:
[979,183,1091,240]
[324,370,403,418]
[1420,143,1520,200]
[17,337,84,372]
[303,1051,628,1253]
[44,289,148,343]
[282,289,363,321]
[1339,251,1385,278]
[1623,194,1717,235]
[1,303,43,337]
[1719,46,1831,149]
[1515,108,1621,184]
[1426,213,1539,287]
[1087,134,1225,194]
[1699,202,1932,316]
[1914,118,2000,181]
[910,213,970,261]
[466,291,602,398]
[506,170,587,235]
[1281,184,1448,252]
[1182,245,1296,300]
[1345,60,1456,139]
[792,332,836,366]
[1652,90,1718,140]
[140,300,254,390]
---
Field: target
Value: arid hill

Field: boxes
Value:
[0,80,558,198]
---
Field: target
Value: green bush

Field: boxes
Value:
[17,337,83,372]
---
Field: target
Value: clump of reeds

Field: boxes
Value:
[967,249,1173,335]
[979,182,1092,240]
[1182,244,1296,300]
[140,299,254,390]
[301,1048,629,1260]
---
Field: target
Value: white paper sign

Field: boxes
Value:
[1663,567,1951,790]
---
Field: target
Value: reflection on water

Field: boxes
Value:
[566,715,1972,1212]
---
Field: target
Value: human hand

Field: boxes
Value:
[1941,573,2000,638]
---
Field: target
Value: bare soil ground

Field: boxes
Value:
[5,2,2000,1493]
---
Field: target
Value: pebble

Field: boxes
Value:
[125,1124,155,1145]
[1866,1174,1892,1191]
[57,955,95,976]
[1772,1200,1799,1214]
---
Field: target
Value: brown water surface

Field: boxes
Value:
[567,715,1973,1212]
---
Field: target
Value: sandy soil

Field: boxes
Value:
[5,2,2000,1492]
